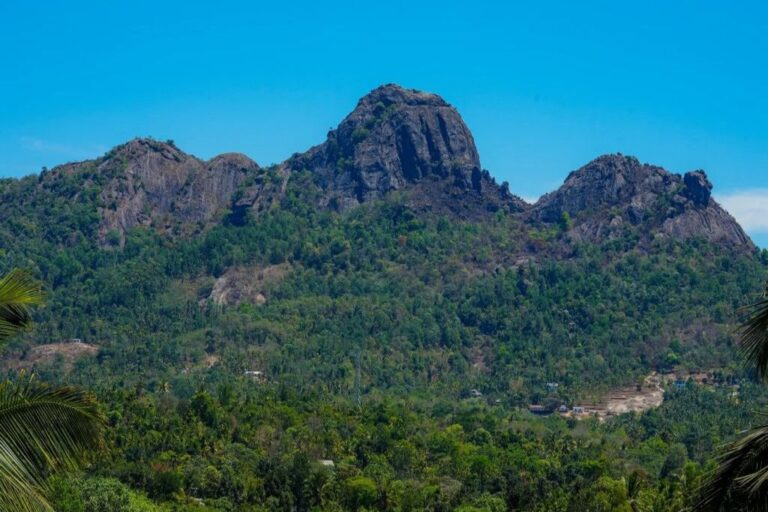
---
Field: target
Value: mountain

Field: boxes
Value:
[531,154,754,249]
[97,139,260,245]
[284,84,528,217]
[17,84,754,256]
[1,84,767,511]
[28,138,261,247]
[1,82,761,395]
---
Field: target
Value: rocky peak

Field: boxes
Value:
[96,138,259,245]
[286,84,527,215]
[532,154,754,250]
[109,137,186,163]
[535,154,673,222]
[356,83,450,109]
[25,90,753,254]
[682,170,712,206]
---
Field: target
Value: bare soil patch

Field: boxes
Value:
[5,341,99,371]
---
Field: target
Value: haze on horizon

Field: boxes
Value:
[1,1,766,246]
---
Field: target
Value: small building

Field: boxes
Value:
[558,404,568,413]
[244,370,266,383]
[546,382,559,392]
[528,405,548,415]
[318,459,335,468]
[572,406,585,414]
[470,389,483,398]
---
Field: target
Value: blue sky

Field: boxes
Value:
[1,1,766,246]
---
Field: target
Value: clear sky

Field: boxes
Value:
[1,1,766,246]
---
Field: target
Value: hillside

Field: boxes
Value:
[1,84,767,510]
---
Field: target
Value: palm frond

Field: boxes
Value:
[697,424,768,511]
[0,269,44,343]
[0,440,52,512]
[697,283,768,510]
[0,270,99,509]
[0,379,103,475]
[739,290,768,381]
[0,378,104,510]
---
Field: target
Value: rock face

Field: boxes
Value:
[682,170,712,206]
[24,85,754,254]
[286,84,527,216]
[96,139,259,244]
[207,263,291,306]
[531,154,754,249]
[228,166,290,226]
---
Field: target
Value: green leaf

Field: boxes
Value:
[0,378,103,511]
[0,269,44,343]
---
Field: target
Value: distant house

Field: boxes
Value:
[318,459,335,468]
[244,370,266,383]
[70,338,82,343]
[528,405,548,415]
[470,389,483,398]
[558,404,568,413]
[572,406,585,414]
[546,382,559,392]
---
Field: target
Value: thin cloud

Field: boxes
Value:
[20,137,106,160]
[717,189,768,233]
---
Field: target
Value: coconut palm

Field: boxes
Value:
[697,283,768,511]
[0,268,103,511]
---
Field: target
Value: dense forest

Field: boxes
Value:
[1,162,767,510]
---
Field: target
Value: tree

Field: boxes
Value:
[625,470,647,512]
[49,476,161,512]
[342,476,377,511]
[697,282,768,510]
[0,269,104,511]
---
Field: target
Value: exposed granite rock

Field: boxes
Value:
[207,263,291,306]
[660,206,753,247]
[531,154,754,249]
[532,155,675,223]
[41,80,535,241]
[285,84,528,217]
[25,85,754,255]
[228,166,291,226]
[682,170,712,206]
[96,138,259,245]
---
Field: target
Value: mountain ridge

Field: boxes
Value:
[283,84,529,217]
[7,84,756,252]
[531,153,754,249]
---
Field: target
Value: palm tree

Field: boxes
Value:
[625,469,647,512]
[697,283,768,511]
[0,269,103,511]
